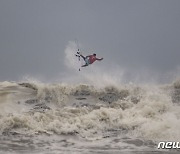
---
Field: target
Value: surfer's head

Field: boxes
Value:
[93,53,96,56]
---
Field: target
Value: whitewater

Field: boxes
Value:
[0,79,180,154]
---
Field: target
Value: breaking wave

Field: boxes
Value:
[0,79,180,143]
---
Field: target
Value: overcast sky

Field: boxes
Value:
[0,0,180,83]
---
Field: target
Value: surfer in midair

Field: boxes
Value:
[76,52,103,67]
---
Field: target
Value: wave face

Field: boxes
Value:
[0,80,180,153]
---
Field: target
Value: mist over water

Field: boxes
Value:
[63,41,179,85]
[63,41,124,86]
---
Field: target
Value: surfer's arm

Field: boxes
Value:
[96,57,103,61]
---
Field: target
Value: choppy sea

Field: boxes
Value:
[0,80,180,154]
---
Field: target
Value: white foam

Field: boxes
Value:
[0,80,180,143]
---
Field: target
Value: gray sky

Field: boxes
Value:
[0,0,180,83]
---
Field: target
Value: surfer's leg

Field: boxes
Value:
[80,54,86,60]
[81,58,89,67]
[81,64,88,67]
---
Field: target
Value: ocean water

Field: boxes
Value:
[0,80,180,154]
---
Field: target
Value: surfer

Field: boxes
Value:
[77,52,103,67]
